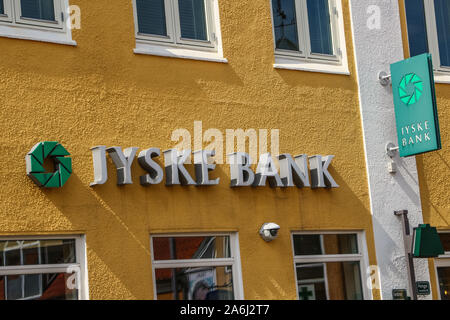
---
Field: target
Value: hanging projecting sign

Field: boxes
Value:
[390,53,441,157]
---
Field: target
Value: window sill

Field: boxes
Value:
[134,42,228,63]
[434,72,450,84]
[273,56,350,75]
[0,23,76,46]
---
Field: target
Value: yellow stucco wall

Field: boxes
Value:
[398,0,450,300]
[0,0,377,299]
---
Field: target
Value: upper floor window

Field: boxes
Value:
[270,0,348,74]
[133,0,226,63]
[0,0,75,45]
[404,0,450,71]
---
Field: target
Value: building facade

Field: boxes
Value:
[0,0,448,300]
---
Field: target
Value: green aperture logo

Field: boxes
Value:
[399,73,424,106]
[25,142,72,188]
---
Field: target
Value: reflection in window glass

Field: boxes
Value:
[306,0,333,55]
[405,0,429,58]
[437,267,450,300]
[178,0,208,41]
[136,0,167,36]
[296,261,363,300]
[0,239,76,266]
[5,247,21,266]
[439,233,450,252]
[272,0,300,51]
[155,266,234,300]
[153,236,230,260]
[293,235,322,255]
[20,0,55,21]
[0,273,78,300]
[293,234,358,256]
[434,0,450,66]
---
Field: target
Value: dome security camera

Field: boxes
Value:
[259,223,280,242]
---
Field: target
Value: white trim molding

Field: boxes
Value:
[434,72,450,84]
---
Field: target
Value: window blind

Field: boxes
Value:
[306,0,333,55]
[434,0,450,66]
[404,0,429,58]
[136,0,167,36]
[178,0,207,41]
[20,0,55,21]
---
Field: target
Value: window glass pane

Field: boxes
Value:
[405,0,429,57]
[24,274,41,298]
[23,243,40,265]
[293,235,322,255]
[4,246,21,266]
[20,0,55,21]
[5,275,22,300]
[439,233,450,252]
[306,0,333,55]
[296,261,363,300]
[136,0,167,36]
[40,239,76,264]
[434,0,450,66]
[178,0,208,41]
[0,239,76,266]
[155,266,234,300]
[152,236,230,260]
[272,0,299,51]
[437,267,450,300]
[0,1,4,15]
[293,234,358,255]
[1,272,78,300]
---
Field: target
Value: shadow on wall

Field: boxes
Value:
[39,150,376,300]
[415,153,450,227]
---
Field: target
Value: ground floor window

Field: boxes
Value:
[150,233,243,300]
[291,231,369,300]
[0,236,87,300]
[435,232,450,300]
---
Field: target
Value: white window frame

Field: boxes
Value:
[434,231,450,300]
[404,0,450,83]
[0,235,89,300]
[0,0,76,46]
[133,0,227,63]
[0,0,13,22]
[271,0,349,75]
[2,240,43,300]
[150,232,244,300]
[13,0,63,29]
[291,231,371,300]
